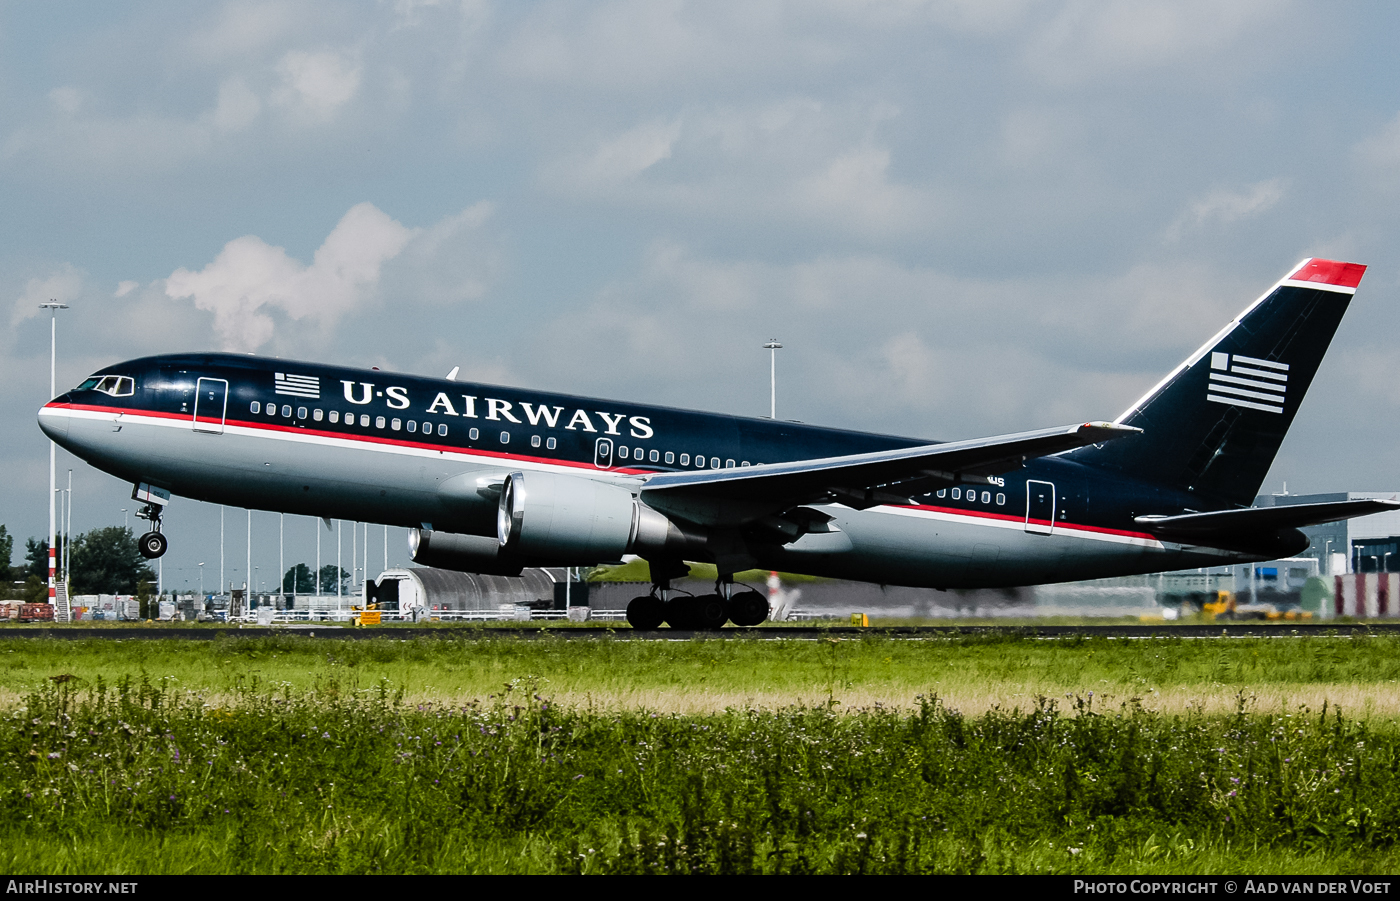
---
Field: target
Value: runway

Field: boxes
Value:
[0,622,1397,640]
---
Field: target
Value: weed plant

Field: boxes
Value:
[3,673,1400,874]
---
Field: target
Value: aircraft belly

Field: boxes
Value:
[761,505,1214,590]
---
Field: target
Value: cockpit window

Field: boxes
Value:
[91,375,135,397]
[75,378,100,392]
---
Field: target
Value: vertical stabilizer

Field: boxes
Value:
[1068,259,1366,507]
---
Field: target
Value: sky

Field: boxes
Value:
[5,1,1400,592]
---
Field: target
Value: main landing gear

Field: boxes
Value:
[626,575,771,631]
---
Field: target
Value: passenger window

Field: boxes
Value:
[936,489,946,498]
[650,449,659,462]
[711,457,720,469]
[679,454,689,465]
[547,437,557,450]
[618,446,629,459]
[313,409,323,422]
[267,405,276,417]
[359,414,370,427]
[695,456,705,468]
[375,416,386,429]
[741,461,749,467]
[665,452,674,464]
[438,424,448,436]
[281,405,291,417]
[499,431,509,443]
[981,491,990,503]
[726,459,735,468]
[531,435,541,448]
[251,401,261,414]
[298,407,307,419]
[329,411,340,423]
[469,428,479,440]
[951,488,961,499]
[422,421,432,433]
[996,493,1006,505]
[391,418,401,431]
[407,420,417,433]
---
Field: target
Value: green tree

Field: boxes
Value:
[283,563,316,594]
[318,564,349,594]
[69,527,156,595]
[0,525,13,581]
[23,537,61,582]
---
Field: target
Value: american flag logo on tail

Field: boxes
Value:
[1207,352,1287,414]
[274,372,320,399]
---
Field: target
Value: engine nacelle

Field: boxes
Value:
[497,470,635,562]
[496,471,709,564]
[409,528,524,576]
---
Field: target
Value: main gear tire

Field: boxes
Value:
[626,595,665,630]
[693,594,730,630]
[728,590,770,627]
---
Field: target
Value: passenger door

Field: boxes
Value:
[193,378,228,434]
[1025,480,1055,535]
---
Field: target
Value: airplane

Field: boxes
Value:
[37,257,1397,629]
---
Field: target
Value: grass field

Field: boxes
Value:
[1,630,1399,716]
[4,632,1400,874]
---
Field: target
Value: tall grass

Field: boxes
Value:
[3,673,1400,874]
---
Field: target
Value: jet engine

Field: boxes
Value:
[497,470,706,563]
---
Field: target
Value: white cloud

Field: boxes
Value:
[187,1,297,61]
[48,87,83,116]
[1165,179,1287,241]
[273,50,362,120]
[541,101,932,239]
[9,267,83,329]
[114,281,139,298]
[1023,0,1291,85]
[165,202,414,351]
[208,78,262,132]
[572,119,683,188]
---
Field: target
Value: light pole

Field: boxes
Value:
[40,300,68,609]
[199,562,205,598]
[121,508,128,532]
[65,469,72,579]
[763,339,782,419]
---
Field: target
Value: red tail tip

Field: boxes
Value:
[1288,259,1366,288]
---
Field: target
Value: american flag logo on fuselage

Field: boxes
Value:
[1207,352,1287,414]
[274,372,320,399]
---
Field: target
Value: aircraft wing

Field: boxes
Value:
[1135,498,1400,537]
[639,421,1140,526]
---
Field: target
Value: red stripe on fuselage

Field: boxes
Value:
[902,502,1160,542]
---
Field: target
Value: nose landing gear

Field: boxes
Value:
[132,483,170,560]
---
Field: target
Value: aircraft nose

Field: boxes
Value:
[38,401,70,440]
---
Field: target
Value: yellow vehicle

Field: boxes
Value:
[1201,590,1312,621]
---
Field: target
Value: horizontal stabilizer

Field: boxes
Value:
[642,421,1140,525]
[1136,498,1399,534]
